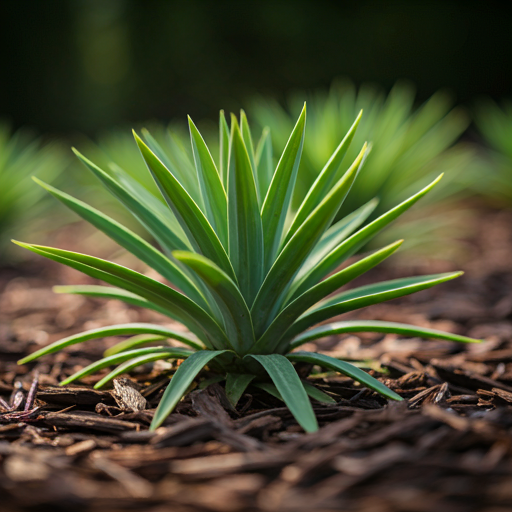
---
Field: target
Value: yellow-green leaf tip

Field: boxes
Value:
[11,240,30,249]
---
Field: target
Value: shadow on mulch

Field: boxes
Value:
[1,209,512,512]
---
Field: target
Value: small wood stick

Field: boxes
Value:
[24,371,39,412]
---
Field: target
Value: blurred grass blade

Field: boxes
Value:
[287,272,462,338]
[261,104,306,270]
[284,110,362,245]
[188,116,228,247]
[287,351,402,401]
[60,347,193,386]
[173,251,255,354]
[18,323,202,365]
[227,117,264,306]
[151,350,229,430]
[254,127,273,203]
[225,373,255,407]
[245,353,318,432]
[134,132,235,279]
[288,320,481,351]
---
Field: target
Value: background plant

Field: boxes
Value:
[16,108,477,433]
[250,80,478,256]
[0,124,68,263]
[474,99,512,205]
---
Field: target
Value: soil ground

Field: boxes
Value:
[1,209,512,512]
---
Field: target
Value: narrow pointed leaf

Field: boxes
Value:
[134,132,235,278]
[289,174,444,299]
[258,381,334,404]
[240,111,258,185]
[104,334,169,357]
[34,178,206,307]
[251,145,367,338]
[18,323,201,365]
[151,350,229,430]
[173,250,255,354]
[254,127,273,202]
[198,375,225,389]
[302,381,337,404]
[95,351,189,389]
[245,354,318,433]
[109,162,192,253]
[255,241,403,354]
[225,373,255,407]
[107,167,225,321]
[53,285,175,319]
[15,242,227,349]
[287,352,402,401]
[288,320,481,351]
[287,272,462,339]
[284,110,363,245]
[188,116,228,246]
[227,117,264,305]
[141,128,201,201]
[72,149,190,253]
[254,381,335,404]
[253,382,283,401]
[297,199,378,287]
[60,347,193,386]
[261,104,306,270]
[219,110,230,189]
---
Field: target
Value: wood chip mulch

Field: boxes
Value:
[1,209,512,512]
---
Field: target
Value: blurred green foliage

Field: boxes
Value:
[250,81,478,256]
[0,125,68,262]
[2,1,512,134]
[474,100,512,205]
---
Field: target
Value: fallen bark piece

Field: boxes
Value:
[90,452,153,498]
[44,410,141,433]
[37,385,115,406]
[169,450,295,478]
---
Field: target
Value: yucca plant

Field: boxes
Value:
[474,99,512,205]
[15,107,477,433]
[251,81,476,254]
[0,124,67,262]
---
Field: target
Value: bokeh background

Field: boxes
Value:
[1,0,511,135]
[1,0,512,264]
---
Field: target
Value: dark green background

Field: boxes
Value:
[1,0,510,134]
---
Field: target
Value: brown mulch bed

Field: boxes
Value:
[1,210,512,512]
